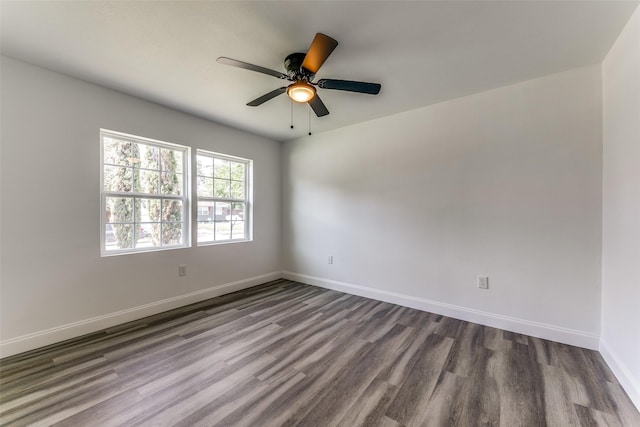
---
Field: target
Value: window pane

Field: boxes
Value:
[103,137,120,165]
[231,202,245,220]
[174,151,184,174]
[140,198,161,225]
[106,197,134,223]
[160,171,182,196]
[103,137,140,167]
[103,166,117,191]
[197,200,215,222]
[135,199,155,240]
[198,222,215,243]
[162,222,183,246]
[214,158,230,179]
[231,221,245,240]
[197,155,214,177]
[229,202,245,239]
[135,223,157,248]
[104,166,133,192]
[140,144,159,170]
[215,221,231,241]
[138,170,160,194]
[230,181,244,199]
[135,198,150,220]
[144,223,162,247]
[105,224,117,249]
[215,201,231,221]
[230,162,245,181]
[111,224,134,249]
[214,179,230,198]
[163,199,183,222]
[161,148,183,174]
[197,176,214,197]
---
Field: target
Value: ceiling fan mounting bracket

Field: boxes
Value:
[284,53,314,81]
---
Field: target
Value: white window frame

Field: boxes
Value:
[100,129,191,256]
[196,149,252,246]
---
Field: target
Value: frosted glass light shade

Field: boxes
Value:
[287,81,316,103]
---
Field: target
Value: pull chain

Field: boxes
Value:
[308,107,312,136]
[290,102,294,129]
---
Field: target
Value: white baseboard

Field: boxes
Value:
[283,271,600,350]
[600,340,640,412]
[0,271,283,359]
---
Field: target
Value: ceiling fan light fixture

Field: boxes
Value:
[218,33,381,119]
[287,81,316,103]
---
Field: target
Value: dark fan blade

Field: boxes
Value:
[247,87,287,106]
[308,94,329,117]
[217,57,287,79]
[317,79,381,95]
[301,33,338,74]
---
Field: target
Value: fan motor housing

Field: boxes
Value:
[285,53,313,80]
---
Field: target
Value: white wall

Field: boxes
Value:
[601,5,640,410]
[0,57,282,356]
[283,65,603,348]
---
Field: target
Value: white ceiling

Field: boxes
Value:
[1,1,637,142]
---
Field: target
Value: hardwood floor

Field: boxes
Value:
[1,279,638,426]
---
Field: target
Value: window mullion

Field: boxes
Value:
[104,191,182,200]
[197,197,244,203]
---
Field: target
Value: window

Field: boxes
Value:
[101,130,190,255]
[196,150,251,245]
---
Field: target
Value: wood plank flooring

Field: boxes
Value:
[1,279,638,426]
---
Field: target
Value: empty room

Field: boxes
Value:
[1,1,639,426]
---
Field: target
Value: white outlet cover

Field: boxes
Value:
[478,276,489,289]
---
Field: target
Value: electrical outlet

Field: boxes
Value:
[477,276,489,289]
[328,255,334,265]
[179,265,187,277]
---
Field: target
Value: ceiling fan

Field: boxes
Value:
[217,33,381,117]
